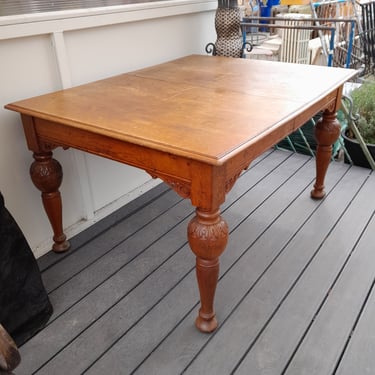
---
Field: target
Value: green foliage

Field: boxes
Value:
[351,81,375,144]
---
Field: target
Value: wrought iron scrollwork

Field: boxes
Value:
[341,94,360,122]
[205,43,217,56]
[241,41,253,57]
[206,41,253,58]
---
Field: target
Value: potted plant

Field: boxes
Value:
[342,80,375,169]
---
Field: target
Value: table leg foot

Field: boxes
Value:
[30,152,70,253]
[311,110,341,200]
[195,257,220,333]
[195,315,218,334]
[188,208,228,333]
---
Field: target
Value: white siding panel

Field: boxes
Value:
[64,13,214,211]
[0,35,83,256]
[0,3,216,257]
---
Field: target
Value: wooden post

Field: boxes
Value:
[311,109,341,199]
[30,151,70,252]
[188,208,228,332]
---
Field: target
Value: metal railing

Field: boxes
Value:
[241,15,375,170]
[241,16,358,67]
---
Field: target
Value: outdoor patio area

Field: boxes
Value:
[13,148,375,375]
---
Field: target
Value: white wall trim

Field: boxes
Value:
[51,31,96,221]
[0,0,217,40]
[50,31,72,88]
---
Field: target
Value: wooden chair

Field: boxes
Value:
[0,324,20,374]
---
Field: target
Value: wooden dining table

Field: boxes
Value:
[5,54,356,333]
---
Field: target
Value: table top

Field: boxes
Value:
[6,55,356,165]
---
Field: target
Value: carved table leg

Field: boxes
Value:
[0,324,21,374]
[311,109,341,199]
[188,208,228,332]
[30,152,70,252]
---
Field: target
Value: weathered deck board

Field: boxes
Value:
[235,170,375,375]
[134,155,349,375]
[283,172,375,375]
[20,150,285,374]
[83,153,313,374]
[335,214,375,375]
[15,149,375,375]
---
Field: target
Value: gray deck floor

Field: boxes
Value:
[17,149,375,375]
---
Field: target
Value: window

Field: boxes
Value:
[0,0,159,17]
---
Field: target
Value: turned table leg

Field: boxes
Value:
[188,208,228,332]
[311,109,341,200]
[30,151,70,252]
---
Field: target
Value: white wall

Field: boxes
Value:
[0,0,216,257]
